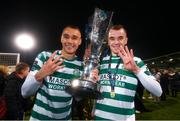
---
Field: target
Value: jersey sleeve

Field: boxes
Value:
[134,57,162,97]
[21,51,48,98]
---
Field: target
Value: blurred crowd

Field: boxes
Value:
[0,63,33,120]
[134,67,180,113]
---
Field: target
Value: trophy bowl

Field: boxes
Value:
[65,78,102,99]
[66,55,103,99]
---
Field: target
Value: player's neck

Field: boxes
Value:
[61,50,75,60]
[111,52,117,56]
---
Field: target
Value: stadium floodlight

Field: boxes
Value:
[169,58,173,62]
[15,33,35,50]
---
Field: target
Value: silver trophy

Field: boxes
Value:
[66,8,113,99]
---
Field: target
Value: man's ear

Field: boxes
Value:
[60,36,63,43]
[125,37,128,45]
[78,38,82,45]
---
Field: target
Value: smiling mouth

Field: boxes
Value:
[112,46,120,49]
[65,45,74,49]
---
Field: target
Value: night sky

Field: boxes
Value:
[0,0,179,65]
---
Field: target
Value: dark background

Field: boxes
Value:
[0,0,179,65]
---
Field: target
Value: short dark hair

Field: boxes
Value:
[109,24,127,36]
[63,25,81,33]
[15,62,29,74]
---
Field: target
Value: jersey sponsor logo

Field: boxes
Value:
[100,80,126,87]
[46,76,70,90]
[47,84,66,90]
[100,74,126,88]
[47,76,70,85]
[100,73,126,81]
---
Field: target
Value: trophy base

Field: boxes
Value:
[65,79,103,99]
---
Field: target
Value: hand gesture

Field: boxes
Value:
[118,45,140,73]
[35,51,64,82]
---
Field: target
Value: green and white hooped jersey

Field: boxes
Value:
[30,50,83,120]
[94,55,145,121]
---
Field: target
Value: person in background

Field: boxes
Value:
[0,65,9,97]
[0,65,9,120]
[134,80,151,113]
[160,69,169,101]
[92,24,162,121]
[169,68,179,97]
[151,68,161,102]
[4,62,30,120]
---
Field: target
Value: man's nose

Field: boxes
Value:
[66,37,73,43]
[114,39,120,44]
